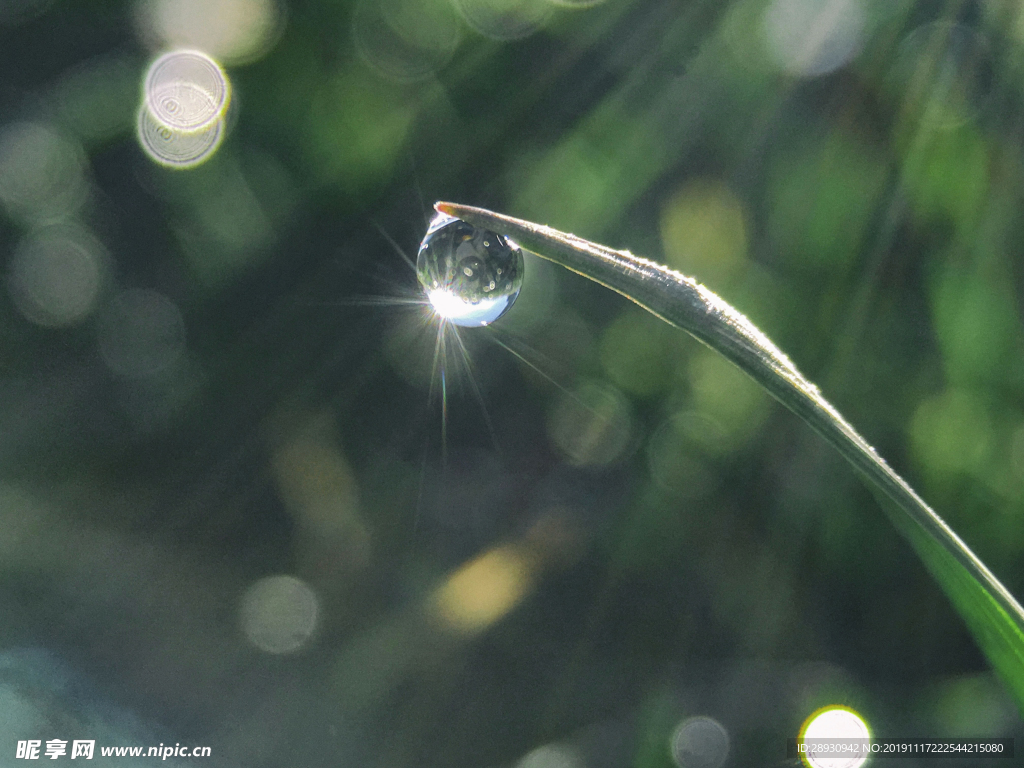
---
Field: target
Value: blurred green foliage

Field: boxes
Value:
[1,0,1024,765]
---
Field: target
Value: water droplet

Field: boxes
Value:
[417,212,524,326]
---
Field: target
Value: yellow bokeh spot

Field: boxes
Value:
[909,388,991,478]
[660,179,748,288]
[431,544,535,634]
[688,349,770,449]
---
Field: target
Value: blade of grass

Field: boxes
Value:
[436,201,1024,710]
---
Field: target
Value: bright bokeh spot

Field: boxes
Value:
[136,104,225,168]
[0,122,87,225]
[144,49,229,132]
[7,225,104,328]
[135,0,282,65]
[799,706,870,768]
[136,49,230,169]
[239,575,319,654]
[670,716,730,768]
[763,0,865,78]
[430,544,535,634]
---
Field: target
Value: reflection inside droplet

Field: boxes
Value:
[417,212,524,326]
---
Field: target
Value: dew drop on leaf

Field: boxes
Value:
[416,212,524,326]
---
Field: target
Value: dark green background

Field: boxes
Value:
[1,0,1023,765]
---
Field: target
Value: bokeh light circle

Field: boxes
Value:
[762,0,865,78]
[144,49,230,132]
[352,0,463,81]
[451,0,553,40]
[548,380,633,467]
[670,716,730,768]
[798,706,871,768]
[136,103,224,168]
[97,289,186,378]
[239,575,319,654]
[135,0,282,65]
[7,225,104,328]
[0,122,88,225]
[515,743,586,768]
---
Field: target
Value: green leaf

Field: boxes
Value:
[437,201,1024,713]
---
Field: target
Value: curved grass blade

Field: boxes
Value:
[435,201,1024,711]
